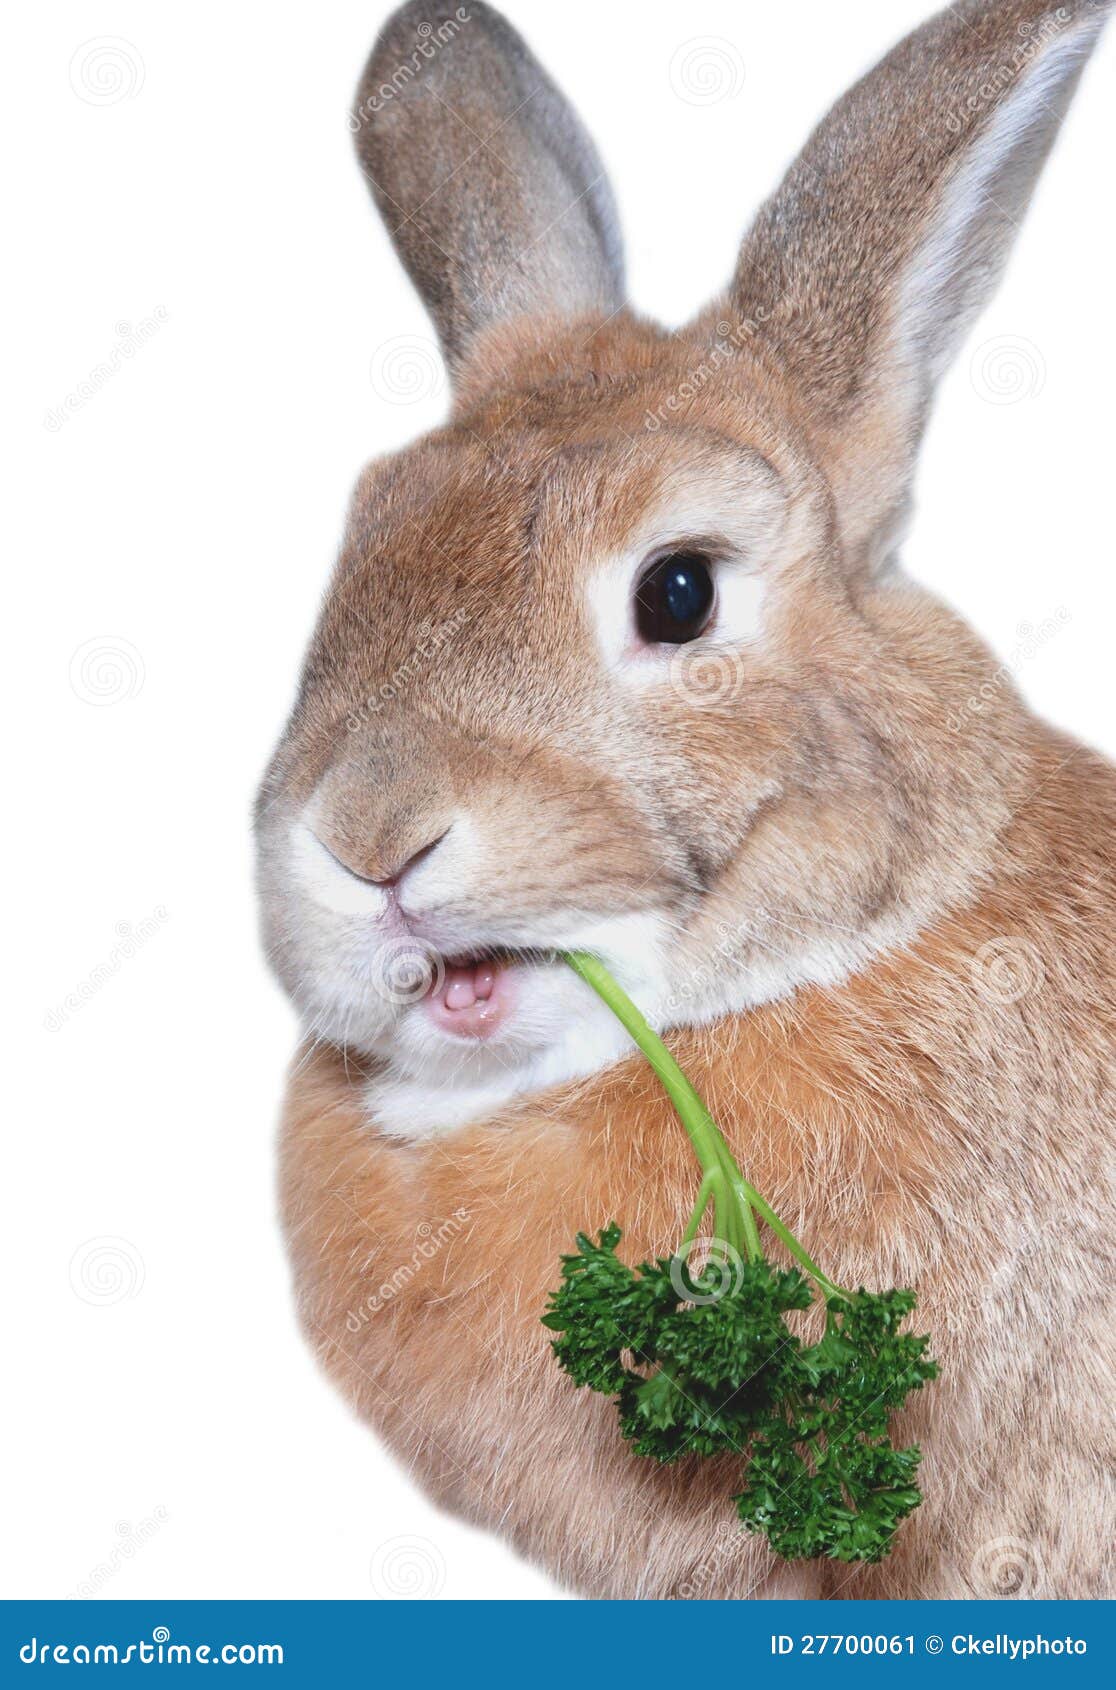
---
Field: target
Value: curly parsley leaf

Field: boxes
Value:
[545,955,940,1567]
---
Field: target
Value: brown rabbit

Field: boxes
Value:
[256,0,1115,1598]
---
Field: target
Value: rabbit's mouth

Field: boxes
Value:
[355,922,671,1137]
[420,946,546,1040]
[423,953,514,1038]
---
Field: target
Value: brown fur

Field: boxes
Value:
[259,0,1115,1598]
[279,727,1116,1598]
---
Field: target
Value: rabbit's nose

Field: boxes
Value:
[308,821,450,894]
[366,828,449,890]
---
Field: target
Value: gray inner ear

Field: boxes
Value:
[729,0,1109,424]
[354,1,625,366]
[718,0,1109,581]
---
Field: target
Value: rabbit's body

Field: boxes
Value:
[280,659,1116,1600]
[258,0,1115,1599]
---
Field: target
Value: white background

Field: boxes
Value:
[4,0,1114,1600]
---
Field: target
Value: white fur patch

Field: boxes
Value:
[365,908,671,1139]
[897,14,1103,382]
[361,898,925,1142]
[291,821,389,919]
[398,814,477,916]
[586,451,784,677]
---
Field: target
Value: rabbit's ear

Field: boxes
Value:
[354,1,624,368]
[728,0,1111,577]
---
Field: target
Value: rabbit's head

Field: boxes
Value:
[256,0,1108,1136]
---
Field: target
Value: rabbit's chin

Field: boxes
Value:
[364,952,643,1140]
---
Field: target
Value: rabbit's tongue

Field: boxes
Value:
[424,957,513,1039]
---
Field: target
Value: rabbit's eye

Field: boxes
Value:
[634,552,715,645]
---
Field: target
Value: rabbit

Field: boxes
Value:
[255,0,1116,1600]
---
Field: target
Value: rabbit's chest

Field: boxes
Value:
[279,1041,958,1433]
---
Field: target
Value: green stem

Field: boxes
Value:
[564,950,845,1295]
[742,1185,848,1302]
[565,951,760,1262]
[680,1173,716,1249]
[725,1164,765,1265]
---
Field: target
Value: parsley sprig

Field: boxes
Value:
[541,952,937,1565]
